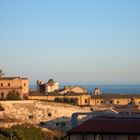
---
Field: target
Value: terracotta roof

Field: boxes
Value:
[68,116,140,134]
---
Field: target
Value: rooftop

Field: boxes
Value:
[0,77,28,80]
[92,93,140,99]
[68,116,140,134]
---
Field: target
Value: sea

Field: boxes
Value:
[30,84,140,94]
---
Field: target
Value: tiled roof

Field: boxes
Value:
[68,116,140,134]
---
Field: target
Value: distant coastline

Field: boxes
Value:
[30,84,140,94]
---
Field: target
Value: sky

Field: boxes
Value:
[0,0,140,84]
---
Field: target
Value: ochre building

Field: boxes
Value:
[90,88,140,106]
[0,77,29,99]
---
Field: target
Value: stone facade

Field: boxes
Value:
[60,86,87,94]
[0,100,90,131]
[0,77,29,99]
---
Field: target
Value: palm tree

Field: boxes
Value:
[0,69,5,77]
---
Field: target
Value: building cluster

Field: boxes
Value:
[30,80,90,106]
[0,75,140,108]
[1,75,140,139]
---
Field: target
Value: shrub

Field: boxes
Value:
[63,98,71,103]
[71,98,78,105]
[6,90,21,100]
[54,98,62,102]
[60,122,66,128]
[40,121,46,126]
[54,97,78,106]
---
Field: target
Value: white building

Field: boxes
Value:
[37,79,59,93]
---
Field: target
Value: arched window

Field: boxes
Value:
[24,83,26,87]
[1,92,4,98]
[16,92,19,96]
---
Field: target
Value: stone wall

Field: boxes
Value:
[0,100,90,130]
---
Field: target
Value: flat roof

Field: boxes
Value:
[0,77,28,80]
[91,93,140,99]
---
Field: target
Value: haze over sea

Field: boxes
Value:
[30,84,140,94]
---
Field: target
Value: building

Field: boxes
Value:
[90,93,140,106]
[92,87,101,95]
[90,88,140,106]
[30,83,90,106]
[60,86,87,94]
[0,77,29,99]
[29,91,91,106]
[62,116,140,140]
[37,79,59,93]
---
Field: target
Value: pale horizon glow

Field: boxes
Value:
[0,0,140,84]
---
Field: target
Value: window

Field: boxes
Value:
[28,115,33,119]
[85,99,88,104]
[1,92,4,98]
[24,83,26,87]
[56,122,59,126]
[48,113,52,117]
[8,83,10,87]
[110,100,113,104]
[117,101,119,104]
[100,101,103,104]
[97,101,99,103]
[1,83,3,87]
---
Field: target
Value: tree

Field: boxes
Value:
[6,90,21,100]
[0,69,5,77]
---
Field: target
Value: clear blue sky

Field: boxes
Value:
[0,0,140,84]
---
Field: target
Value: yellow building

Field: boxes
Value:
[29,92,91,106]
[30,84,91,106]
[90,94,140,106]
[90,87,140,106]
[0,77,29,99]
